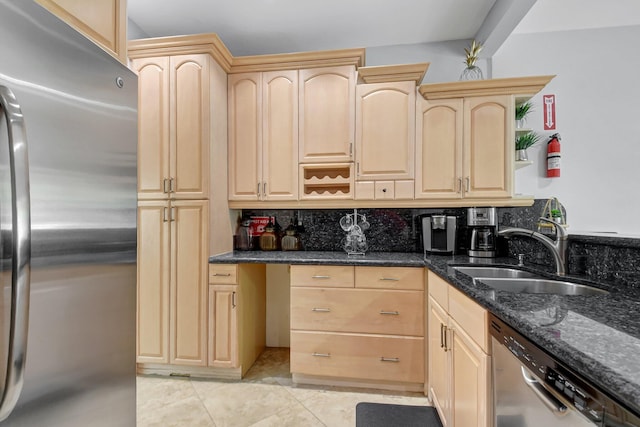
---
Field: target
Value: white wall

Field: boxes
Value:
[492,25,640,235]
[128,18,149,39]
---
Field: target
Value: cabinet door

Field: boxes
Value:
[299,66,355,163]
[262,70,298,200]
[415,98,463,199]
[137,201,170,363]
[170,200,208,366]
[133,57,171,200]
[228,73,262,201]
[36,0,126,62]
[428,297,451,427]
[356,81,415,181]
[463,95,513,198]
[170,54,210,199]
[208,284,238,368]
[451,319,491,427]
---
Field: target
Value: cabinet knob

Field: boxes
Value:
[311,308,331,313]
[380,357,400,363]
[380,310,399,316]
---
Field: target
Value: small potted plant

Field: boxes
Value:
[515,131,540,161]
[515,101,533,128]
[459,40,484,81]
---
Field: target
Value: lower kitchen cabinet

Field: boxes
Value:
[427,270,491,427]
[290,331,424,383]
[208,264,266,376]
[137,200,208,366]
[290,265,425,390]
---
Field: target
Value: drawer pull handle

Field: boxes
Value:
[312,352,331,358]
[380,357,400,363]
[312,308,331,312]
[213,273,231,277]
[380,310,399,315]
[311,275,331,279]
[380,277,399,281]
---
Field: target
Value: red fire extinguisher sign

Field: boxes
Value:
[543,94,556,130]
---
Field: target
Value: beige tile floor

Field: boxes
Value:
[137,347,430,427]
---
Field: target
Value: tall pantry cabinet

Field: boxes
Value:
[129,36,231,369]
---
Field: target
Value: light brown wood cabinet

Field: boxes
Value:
[427,270,491,427]
[36,0,127,63]
[137,200,209,366]
[355,81,415,201]
[290,265,424,390]
[228,71,298,201]
[299,66,356,163]
[132,54,211,201]
[208,264,266,376]
[130,35,234,376]
[416,95,513,199]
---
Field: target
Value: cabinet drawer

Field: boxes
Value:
[427,270,448,310]
[291,288,423,336]
[291,331,424,383]
[355,267,424,290]
[290,265,354,288]
[209,264,238,284]
[449,286,489,353]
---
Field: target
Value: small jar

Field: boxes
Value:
[281,221,300,251]
[259,219,278,251]
[235,218,253,250]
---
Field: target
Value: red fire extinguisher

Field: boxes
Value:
[547,133,561,178]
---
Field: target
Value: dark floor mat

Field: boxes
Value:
[355,402,443,427]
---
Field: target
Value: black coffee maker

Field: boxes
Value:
[467,207,497,257]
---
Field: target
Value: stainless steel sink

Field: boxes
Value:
[476,278,609,296]
[451,266,543,279]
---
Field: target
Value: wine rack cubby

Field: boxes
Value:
[299,163,354,199]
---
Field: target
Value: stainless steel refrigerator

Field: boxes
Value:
[0,1,137,425]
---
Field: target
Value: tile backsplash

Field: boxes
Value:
[239,199,640,287]
[240,207,468,253]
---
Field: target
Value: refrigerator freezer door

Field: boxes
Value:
[0,1,137,426]
[0,85,32,423]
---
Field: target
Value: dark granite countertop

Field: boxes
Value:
[209,250,640,416]
[209,251,425,267]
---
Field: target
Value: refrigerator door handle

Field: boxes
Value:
[0,85,32,422]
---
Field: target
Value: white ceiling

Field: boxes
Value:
[128,0,640,57]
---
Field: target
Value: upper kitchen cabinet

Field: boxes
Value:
[132,53,210,200]
[228,71,298,201]
[36,0,127,63]
[415,98,463,199]
[417,75,555,202]
[226,48,365,207]
[464,95,512,198]
[415,95,511,199]
[299,66,356,163]
[130,34,232,203]
[131,51,218,200]
[354,64,428,200]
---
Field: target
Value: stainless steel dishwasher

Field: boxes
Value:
[490,314,640,427]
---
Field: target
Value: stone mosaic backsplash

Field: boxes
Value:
[240,207,469,253]
[239,199,640,287]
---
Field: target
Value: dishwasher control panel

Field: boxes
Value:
[545,368,603,423]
